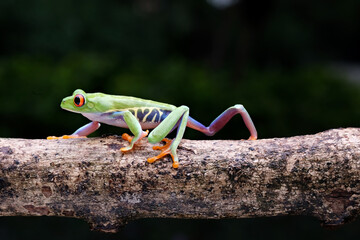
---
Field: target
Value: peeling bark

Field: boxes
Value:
[0,128,359,232]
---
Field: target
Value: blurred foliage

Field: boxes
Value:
[0,55,359,139]
[0,0,360,239]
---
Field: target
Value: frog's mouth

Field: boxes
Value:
[60,97,79,113]
[61,107,79,114]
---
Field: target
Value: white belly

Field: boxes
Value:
[81,112,160,130]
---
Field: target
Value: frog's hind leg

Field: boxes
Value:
[187,104,257,140]
[147,106,189,168]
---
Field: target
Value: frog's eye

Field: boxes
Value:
[74,94,85,107]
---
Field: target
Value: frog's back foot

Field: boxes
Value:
[148,138,179,168]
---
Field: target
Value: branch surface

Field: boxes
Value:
[0,128,360,232]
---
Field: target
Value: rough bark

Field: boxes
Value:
[0,128,359,232]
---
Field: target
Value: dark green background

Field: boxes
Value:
[0,0,360,239]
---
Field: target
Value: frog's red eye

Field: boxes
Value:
[74,94,85,107]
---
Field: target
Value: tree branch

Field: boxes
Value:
[0,128,359,232]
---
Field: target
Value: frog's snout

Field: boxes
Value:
[60,98,68,109]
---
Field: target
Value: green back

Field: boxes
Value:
[61,89,176,114]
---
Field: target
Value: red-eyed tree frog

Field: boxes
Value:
[48,89,257,168]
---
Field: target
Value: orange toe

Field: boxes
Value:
[152,138,172,151]
[63,135,87,139]
[248,136,257,140]
[47,136,58,140]
[147,147,171,163]
[120,146,132,152]
[122,133,133,143]
[172,161,179,168]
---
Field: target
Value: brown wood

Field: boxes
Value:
[0,128,359,232]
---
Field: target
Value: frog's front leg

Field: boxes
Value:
[110,110,149,152]
[147,106,189,168]
[47,121,100,139]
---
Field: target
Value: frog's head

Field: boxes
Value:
[61,89,96,113]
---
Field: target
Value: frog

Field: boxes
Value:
[48,89,257,168]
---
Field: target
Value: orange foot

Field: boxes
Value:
[148,138,179,168]
[47,135,87,140]
[248,136,257,140]
[120,130,149,152]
